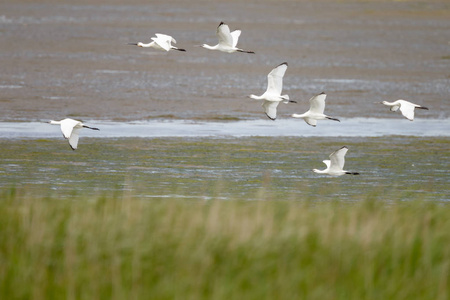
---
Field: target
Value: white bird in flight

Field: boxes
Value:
[313,146,359,176]
[291,92,340,127]
[379,99,428,121]
[128,33,186,52]
[201,22,254,54]
[49,118,99,150]
[248,62,296,120]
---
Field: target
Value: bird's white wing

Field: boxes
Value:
[155,33,176,44]
[230,30,241,48]
[68,127,81,150]
[262,100,280,120]
[216,22,234,47]
[390,105,400,112]
[309,93,326,114]
[266,62,288,95]
[329,146,348,171]
[304,118,317,127]
[152,35,171,51]
[398,102,415,121]
[60,119,78,139]
[322,160,331,169]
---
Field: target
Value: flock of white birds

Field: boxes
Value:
[49,22,430,176]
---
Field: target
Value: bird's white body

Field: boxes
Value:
[248,62,295,120]
[380,99,428,121]
[129,33,186,52]
[201,22,254,54]
[49,118,99,150]
[313,146,359,176]
[291,92,340,127]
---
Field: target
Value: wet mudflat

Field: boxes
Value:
[0,0,449,202]
[0,0,449,122]
[1,136,448,201]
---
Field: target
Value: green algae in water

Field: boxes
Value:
[0,136,448,202]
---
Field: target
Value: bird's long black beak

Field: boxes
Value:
[127,43,138,45]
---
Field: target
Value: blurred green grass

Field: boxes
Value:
[0,190,449,300]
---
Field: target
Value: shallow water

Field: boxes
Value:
[1,118,449,138]
[0,136,448,202]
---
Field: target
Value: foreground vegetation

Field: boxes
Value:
[0,190,449,300]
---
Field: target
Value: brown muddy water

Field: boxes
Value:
[0,0,449,121]
[0,0,449,201]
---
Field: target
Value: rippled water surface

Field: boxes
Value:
[0,136,449,201]
[0,0,449,201]
[1,0,449,121]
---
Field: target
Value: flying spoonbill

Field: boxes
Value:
[201,22,254,54]
[291,92,340,127]
[49,118,99,150]
[313,146,359,176]
[128,33,186,52]
[248,62,296,120]
[379,99,428,121]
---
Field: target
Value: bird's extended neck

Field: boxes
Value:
[381,101,396,107]
[291,113,307,119]
[138,42,154,48]
[248,94,263,100]
[201,44,218,50]
[49,120,61,125]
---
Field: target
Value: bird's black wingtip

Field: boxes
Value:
[218,21,225,26]
[265,114,276,121]
[319,91,326,95]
